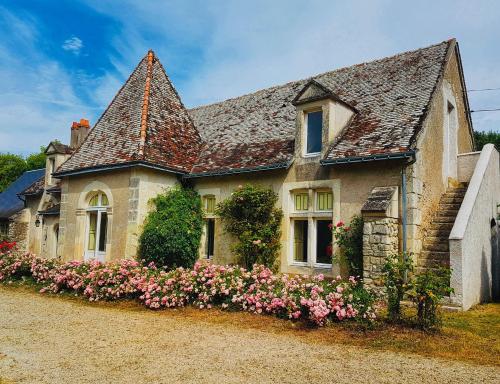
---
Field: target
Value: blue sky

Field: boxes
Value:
[1,0,499,155]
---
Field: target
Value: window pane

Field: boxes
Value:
[98,212,108,252]
[205,218,215,258]
[89,195,98,207]
[87,212,97,251]
[204,196,215,214]
[317,192,333,211]
[293,220,308,262]
[306,111,322,154]
[295,193,308,211]
[316,220,333,264]
[101,194,109,206]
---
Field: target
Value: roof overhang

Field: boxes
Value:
[320,150,416,165]
[53,160,186,178]
[184,160,293,179]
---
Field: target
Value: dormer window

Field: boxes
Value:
[305,110,322,155]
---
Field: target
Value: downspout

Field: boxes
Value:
[401,153,417,271]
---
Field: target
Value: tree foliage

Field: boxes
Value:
[216,184,283,270]
[0,146,46,192]
[474,130,500,151]
[138,186,204,270]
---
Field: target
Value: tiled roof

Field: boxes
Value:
[0,169,45,219]
[48,141,73,154]
[38,203,60,216]
[57,51,201,175]
[18,174,45,196]
[190,40,452,173]
[56,40,453,177]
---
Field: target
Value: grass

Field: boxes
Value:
[2,280,499,367]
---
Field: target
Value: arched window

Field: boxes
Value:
[85,192,109,261]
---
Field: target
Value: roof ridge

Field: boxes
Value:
[138,50,155,158]
[188,39,452,112]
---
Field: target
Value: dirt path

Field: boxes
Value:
[0,287,498,384]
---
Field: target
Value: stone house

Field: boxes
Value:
[16,39,499,310]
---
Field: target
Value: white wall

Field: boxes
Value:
[449,144,500,310]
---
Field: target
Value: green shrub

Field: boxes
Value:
[382,253,413,322]
[331,216,364,276]
[216,184,283,270]
[474,130,500,151]
[138,186,203,269]
[407,268,453,331]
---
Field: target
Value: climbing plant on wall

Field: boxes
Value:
[216,184,283,270]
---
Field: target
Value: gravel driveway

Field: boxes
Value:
[0,287,498,384]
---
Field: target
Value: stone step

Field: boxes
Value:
[426,228,451,238]
[420,250,450,262]
[423,242,449,252]
[437,204,461,213]
[434,215,457,224]
[429,222,454,231]
[445,190,467,198]
[440,195,465,204]
[414,262,450,275]
[436,207,460,217]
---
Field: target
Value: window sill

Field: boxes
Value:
[290,262,309,267]
[303,152,321,158]
[314,263,333,269]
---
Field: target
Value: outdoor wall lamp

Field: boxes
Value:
[35,215,41,228]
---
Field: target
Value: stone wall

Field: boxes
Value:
[362,217,399,286]
[7,211,29,252]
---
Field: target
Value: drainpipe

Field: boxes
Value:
[401,166,408,256]
[401,153,417,271]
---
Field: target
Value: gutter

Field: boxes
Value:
[320,151,416,165]
[53,160,186,178]
[184,160,293,179]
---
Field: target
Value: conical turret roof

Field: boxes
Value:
[57,51,201,175]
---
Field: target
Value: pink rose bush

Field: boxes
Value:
[1,247,376,326]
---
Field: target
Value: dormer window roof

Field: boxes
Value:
[292,79,357,112]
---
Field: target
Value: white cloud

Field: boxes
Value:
[0,8,96,155]
[62,36,83,55]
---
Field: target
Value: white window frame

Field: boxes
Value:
[84,192,109,262]
[303,109,323,157]
[289,188,334,268]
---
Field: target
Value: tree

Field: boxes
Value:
[138,186,204,269]
[0,154,27,192]
[0,146,46,192]
[216,184,283,270]
[474,130,500,151]
[25,146,47,170]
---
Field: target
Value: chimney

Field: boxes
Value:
[70,118,90,148]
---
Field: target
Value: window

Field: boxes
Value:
[316,191,333,211]
[316,220,333,265]
[293,220,308,263]
[290,188,334,267]
[305,111,323,155]
[203,195,216,214]
[294,193,309,211]
[85,192,109,261]
[205,218,215,259]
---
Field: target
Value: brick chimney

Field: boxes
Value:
[70,118,90,148]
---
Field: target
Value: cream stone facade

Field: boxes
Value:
[10,40,498,309]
